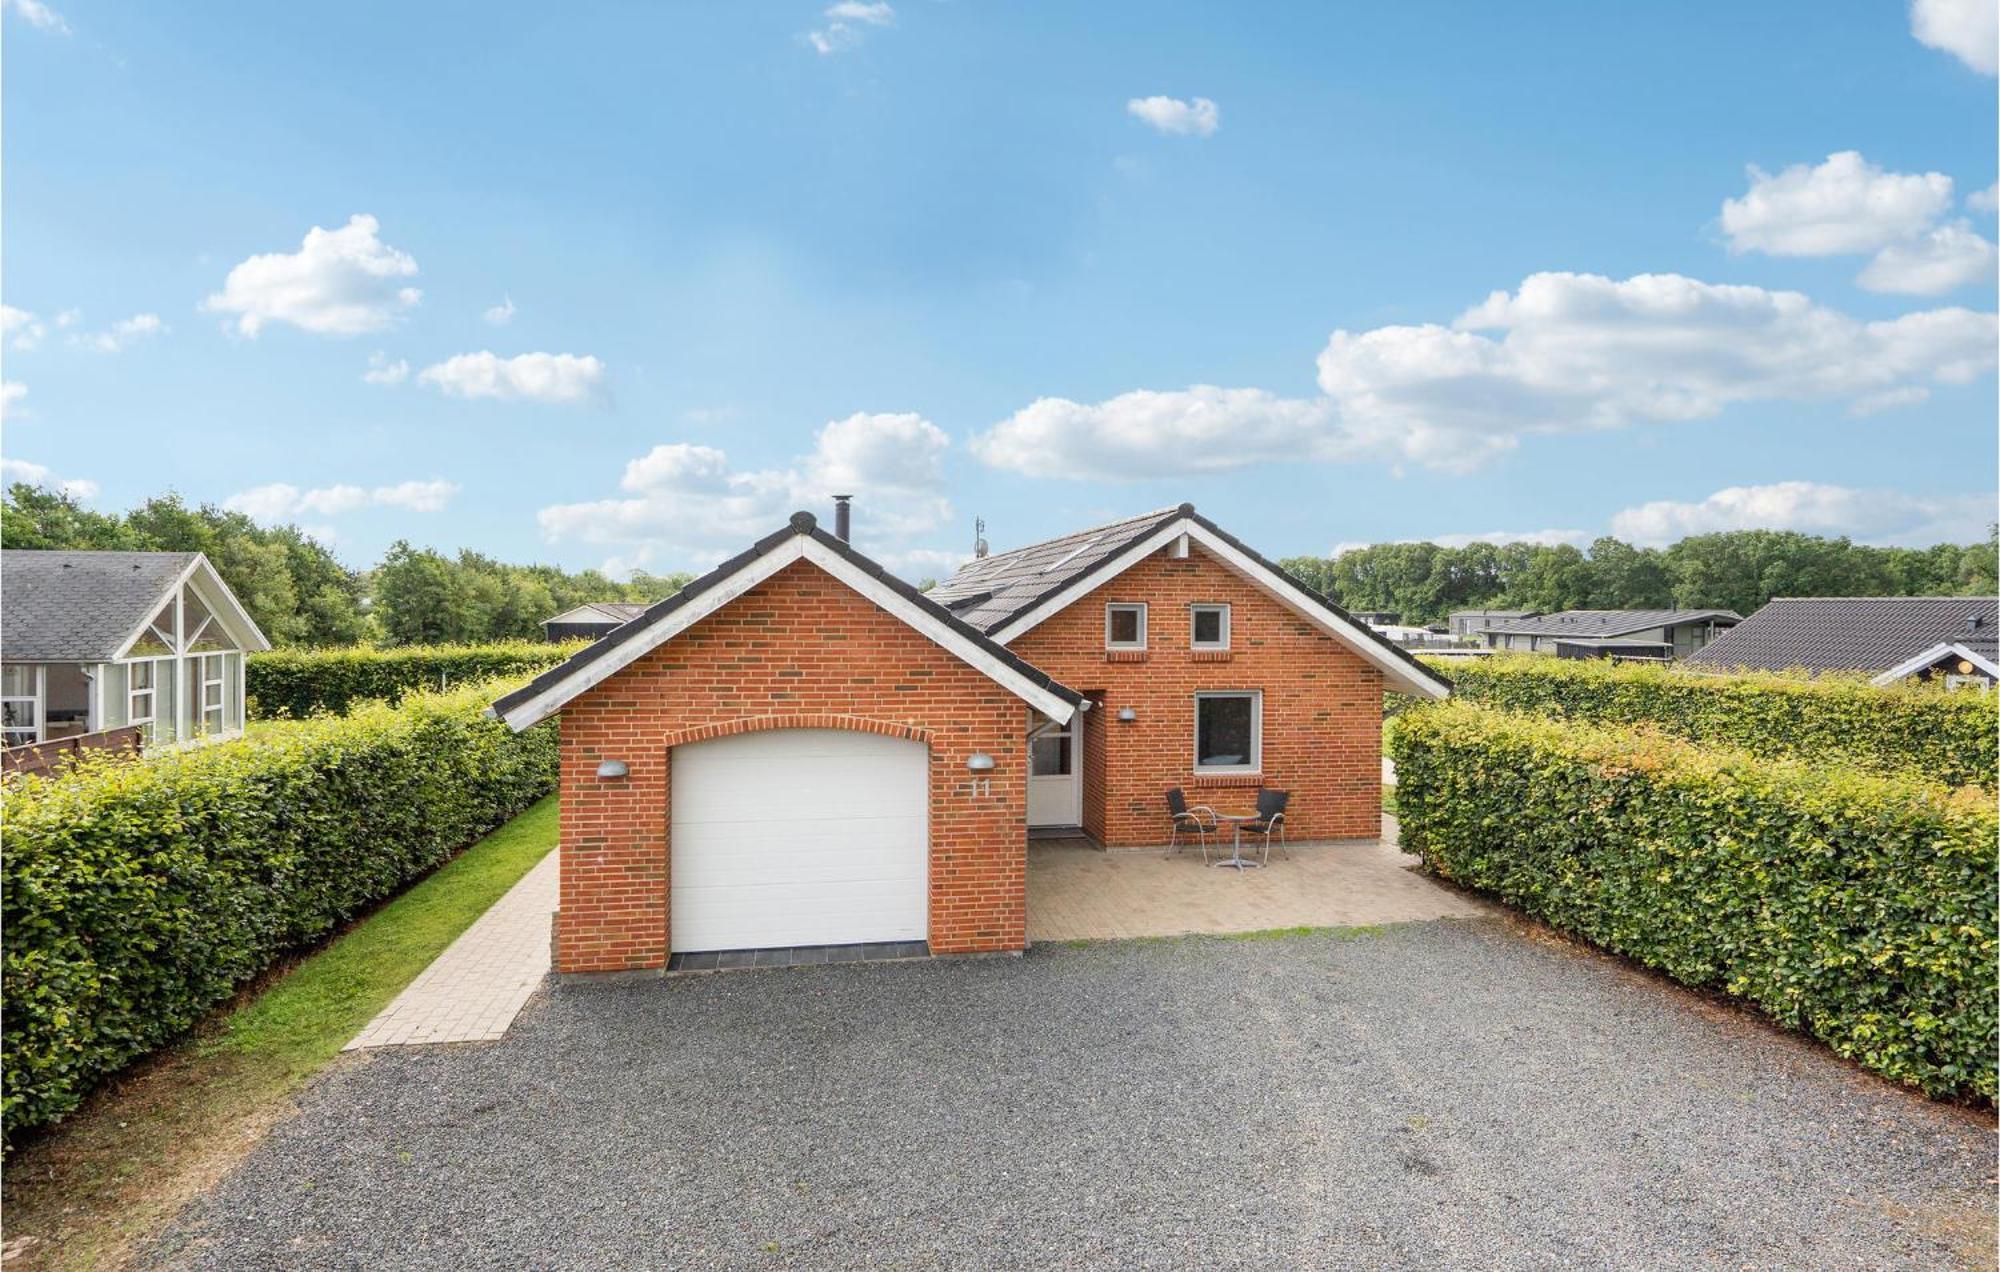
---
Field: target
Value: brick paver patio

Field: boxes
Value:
[1026,815,1489,943]
[345,850,559,1050]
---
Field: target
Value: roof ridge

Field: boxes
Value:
[952,506,1181,571]
[1766,595,1999,602]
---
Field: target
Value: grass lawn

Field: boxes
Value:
[1,795,559,1270]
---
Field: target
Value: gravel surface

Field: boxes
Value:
[153,919,1995,1270]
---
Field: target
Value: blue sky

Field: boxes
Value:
[4,1,1996,579]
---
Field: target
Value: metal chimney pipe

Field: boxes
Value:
[832,494,852,542]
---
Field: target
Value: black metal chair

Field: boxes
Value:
[1240,789,1290,864]
[1165,788,1220,863]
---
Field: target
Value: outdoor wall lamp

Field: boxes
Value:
[595,759,630,780]
[966,752,996,772]
[1117,707,1137,722]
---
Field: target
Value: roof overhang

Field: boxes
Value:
[1871,642,2000,686]
[987,514,1451,699]
[493,526,1084,731]
[109,553,272,659]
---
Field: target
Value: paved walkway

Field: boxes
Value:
[345,850,558,1050]
[1026,815,1491,943]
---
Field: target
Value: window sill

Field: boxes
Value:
[1105,649,1149,663]
[1190,772,1262,788]
[1188,649,1232,662]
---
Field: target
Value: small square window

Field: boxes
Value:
[1191,604,1229,649]
[1195,691,1260,772]
[1106,603,1147,650]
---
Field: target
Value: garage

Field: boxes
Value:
[669,728,930,953]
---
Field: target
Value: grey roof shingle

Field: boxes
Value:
[1683,596,2000,674]
[2,550,197,662]
[544,602,650,627]
[1483,608,1742,639]
[927,508,1181,633]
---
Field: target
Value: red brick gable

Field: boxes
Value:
[1008,543,1382,845]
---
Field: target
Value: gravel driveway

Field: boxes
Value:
[154,919,1994,1270]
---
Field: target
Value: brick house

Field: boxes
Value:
[492,503,1449,975]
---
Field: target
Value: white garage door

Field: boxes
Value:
[670,728,929,953]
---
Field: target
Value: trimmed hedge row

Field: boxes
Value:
[1390,701,1997,1099]
[1425,653,1996,788]
[2,681,557,1143]
[247,641,578,718]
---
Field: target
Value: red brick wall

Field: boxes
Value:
[1009,544,1383,846]
[554,559,1029,974]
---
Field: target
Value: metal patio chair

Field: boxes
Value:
[1165,788,1220,863]
[1239,789,1290,864]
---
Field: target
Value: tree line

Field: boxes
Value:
[8,483,1992,645]
[1280,530,1999,628]
[2,485,690,647]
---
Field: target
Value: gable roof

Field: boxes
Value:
[542,602,650,627]
[1871,641,2000,685]
[932,504,1451,699]
[1,550,271,662]
[491,513,1088,731]
[1685,595,2000,675]
[1483,608,1741,639]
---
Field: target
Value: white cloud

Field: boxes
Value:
[1610,481,1995,547]
[807,1,893,54]
[201,214,421,337]
[362,352,411,385]
[1,456,96,499]
[974,271,1997,479]
[417,351,606,404]
[538,411,952,566]
[1,381,26,419]
[70,312,166,353]
[1911,0,1998,74]
[223,479,460,523]
[54,308,80,329]
[1126,95,1220,138]
[1720,151,1996,294]
[3,0,69,34]
[482,296,515,326]
[1969,181,2000,214]
[1857,220,1998,293]
[3,305,46,350]
[1720,151,1954,256]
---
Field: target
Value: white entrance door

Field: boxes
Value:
[1027,712,1082,827]
[669,729,928,952]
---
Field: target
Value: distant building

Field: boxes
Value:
[1684,596,1999,690]
[541,602,651,643]
[1351,610,1400,628]
[1447,608,1539,638]
[1482,609,1741,660]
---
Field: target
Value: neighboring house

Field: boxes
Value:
[1,551,271,750]
[1351,610,1400,627]
[1481,609,1740,660]
[541,602,650,643]
[1684,596,2000,690]
[492,503,1450,975]
[1447,608,1538,638]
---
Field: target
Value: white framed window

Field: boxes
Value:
[2,665,42,747]
[128,660,157,740]
[1105,603,1147,650]
[1190,604,1230,650]
[1194,690,1261,773]
[198,654,226,734]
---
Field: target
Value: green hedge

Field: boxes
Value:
[1,681,557,1143]
[247,641,578,718]
[1391,701,1998,1099]
[1425,653,1997,787]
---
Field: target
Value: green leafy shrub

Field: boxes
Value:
[1425,653,1996,787]
[247,641,579,719]
[1391,700,1998,1099]
[2,681,557,1143]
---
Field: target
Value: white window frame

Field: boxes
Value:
[198,654,226,735]
[127,658,158,740]
[1190,603,1231,650]
[2,665,44,747]
[1105,602,1147,651]
[1193,690,1262,774]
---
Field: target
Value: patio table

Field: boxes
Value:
[1209,812,1262,870]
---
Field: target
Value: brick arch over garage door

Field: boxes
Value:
[552,558,1034,974]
